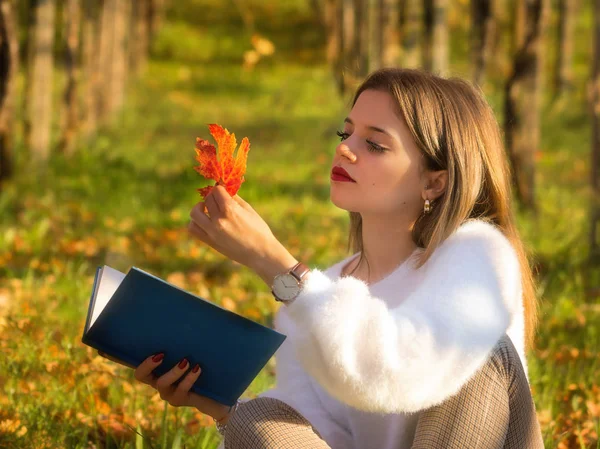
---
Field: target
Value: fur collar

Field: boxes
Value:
[276,219,525,414]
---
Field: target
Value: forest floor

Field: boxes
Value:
[0,1,598,447]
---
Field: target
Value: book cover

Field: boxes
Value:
[82,265,287,407]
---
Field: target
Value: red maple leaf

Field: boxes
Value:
[194,124,250,199]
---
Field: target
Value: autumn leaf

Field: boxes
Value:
[194,124,250,199]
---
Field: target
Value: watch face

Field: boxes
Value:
[273,273,301,301]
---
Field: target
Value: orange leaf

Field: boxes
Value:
[194,124,250,199]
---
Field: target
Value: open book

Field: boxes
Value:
[82,265,287,407]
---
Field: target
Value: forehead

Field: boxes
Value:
[349,90,400,126]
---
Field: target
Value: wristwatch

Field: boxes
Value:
[271,262,310,303]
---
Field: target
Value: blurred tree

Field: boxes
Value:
[27,0,55,164]
[355,0,369,77]
[148,0,166,44]
[374,0,400,68]
[0,0,18,186]
[81,0,100,139]
[98,0,130,122]
[21,0,36,149]
[592,0,600,255]
[108,0,129,115]
[402,0,422,68]
[423,0,448,75]
[553,0,577,99]
[97,0,114,121]
[471,0,496,87]
[512,0,526,52]
[504,0,546,212]
[325,0,344,94]
[57,0,81,156]
[130,0,150,75]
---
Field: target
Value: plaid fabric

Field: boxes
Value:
[411,334,544,449]
[223,334,544,448]
[224,396,331,449]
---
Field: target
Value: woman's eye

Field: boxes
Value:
[336,130,350,141]
[366,140,386,153]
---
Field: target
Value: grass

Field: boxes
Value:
[1,0,599,447]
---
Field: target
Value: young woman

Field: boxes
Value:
[132,68,545,448]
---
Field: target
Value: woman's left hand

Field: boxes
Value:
[188,185,293,277]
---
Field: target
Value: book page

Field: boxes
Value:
[90,266,126,328]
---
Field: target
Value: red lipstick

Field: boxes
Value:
[331,166,356,182]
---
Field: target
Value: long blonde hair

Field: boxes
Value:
[347,68,538,350]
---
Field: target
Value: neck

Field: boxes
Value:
[358,214,418,281]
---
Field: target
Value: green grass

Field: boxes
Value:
[1,0,599,447]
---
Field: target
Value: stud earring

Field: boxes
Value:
[424,199,431,214]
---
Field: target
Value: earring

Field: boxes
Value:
[424,199,431,214]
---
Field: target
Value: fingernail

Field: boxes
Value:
[192,364,200,373]
[178,358,188,369]
[152,353,164,362]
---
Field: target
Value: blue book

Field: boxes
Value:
[82,265,287,407]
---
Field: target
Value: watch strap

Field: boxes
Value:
[289,262,310,283]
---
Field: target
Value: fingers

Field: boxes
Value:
[188,219,212,244]
[190,202,211,226]
[134,352,165,387]
[155,358,191,397]
[189,202,215,240]
[172,363,202,404]
[205,193,221,220]
[232,194,252,211]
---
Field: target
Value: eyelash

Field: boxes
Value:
[336,130,386,153]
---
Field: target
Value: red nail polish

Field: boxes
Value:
[178,358,188,369]
[152,353,164,362]
[192,364,200,373]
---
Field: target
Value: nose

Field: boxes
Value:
[336,142,357,163]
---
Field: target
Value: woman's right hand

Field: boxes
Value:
[134,353,232,423]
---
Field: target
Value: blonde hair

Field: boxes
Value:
[347,68,538,350]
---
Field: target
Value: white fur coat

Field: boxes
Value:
[274,218,526,415]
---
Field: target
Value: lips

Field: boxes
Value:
[331,166,356,182]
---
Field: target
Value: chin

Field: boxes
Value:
[330,190,361,213]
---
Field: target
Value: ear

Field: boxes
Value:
[422,170,448,201]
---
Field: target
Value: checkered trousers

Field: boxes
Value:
[223,334,544,448]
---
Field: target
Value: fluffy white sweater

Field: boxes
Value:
[256,219,527,449]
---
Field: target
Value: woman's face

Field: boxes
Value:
[330,89,426,222]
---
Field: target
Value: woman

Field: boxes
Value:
[132,68,545,448]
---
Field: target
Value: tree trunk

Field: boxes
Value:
[28,0,56,165]
[22,0,37,148]
[591,0,600,255]
[325,0,344,94]
[130,0,150,75]
[504,0,544,211]
[381,0,400,67]
[553,0,577,99]
[354,0,369,77]
[97,0,130,122]
[423,0,448,75]
[512,0,526,54]
[97,0,114,121]
[81,0,100,139]
[471,0,496,86]
[0,0,18,185]
[402,0,421,68]
[58,0,81,156]
[148,0,165,46]
[108,0,129,115]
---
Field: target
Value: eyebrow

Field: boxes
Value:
[344,117,394,139]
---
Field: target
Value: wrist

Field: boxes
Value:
[254,246,299,287]
[211,404,232,423]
